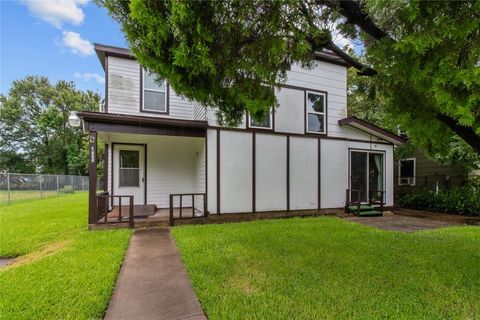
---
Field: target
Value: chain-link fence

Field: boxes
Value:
[0,173,95,205]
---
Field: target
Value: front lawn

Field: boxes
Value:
[173,217,480,319]
[0,193,131,319]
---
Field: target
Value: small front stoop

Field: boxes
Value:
[347,205,383,217]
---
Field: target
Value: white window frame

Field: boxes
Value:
[306,91,326,134]
[142,68,168,114]
[398,158,416,186]
[248,111,273,130]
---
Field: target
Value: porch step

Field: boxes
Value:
[348,205,374,212]
[357,210,383,217]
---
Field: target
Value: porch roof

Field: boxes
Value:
[79,111,208,137]
[338,116,406,145]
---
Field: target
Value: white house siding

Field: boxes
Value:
[320,139,394,208]
[274,88,305,134]
[289,137,319,210]
[219,131,253,213]
[107,56,195,120]
[101,132,205,208]
[255,134,287,211]
[206,129,218,213]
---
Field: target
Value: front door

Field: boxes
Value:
[113,144,145,205]
[349,150,384,203]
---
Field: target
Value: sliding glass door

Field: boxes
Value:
[349,151,384,203]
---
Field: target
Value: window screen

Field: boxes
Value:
[119,150,140,187]
[306,92,326,133]
[143,69,166,112]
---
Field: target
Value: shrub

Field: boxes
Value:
[58,185,75,194]
[396,179,480,216]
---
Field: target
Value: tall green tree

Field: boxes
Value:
[98,0,480,155]
[0,76,101,174]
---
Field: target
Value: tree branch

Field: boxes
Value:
[437,114,480,154]
[324,40,377,75]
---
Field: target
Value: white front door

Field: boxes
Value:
[113,144,145,205]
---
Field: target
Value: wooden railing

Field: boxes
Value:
[369,190,385,211]
[169,193,207,226]
[96,192,134,228]
[345,189,386,214]
[345,189,363,213]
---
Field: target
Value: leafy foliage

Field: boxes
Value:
[99,0,480,154]
[0,76,101,174]
[396,178,480,216]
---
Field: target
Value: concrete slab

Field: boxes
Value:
[345,214,458,232]
[104,228,206,320]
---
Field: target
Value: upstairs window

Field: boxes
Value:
[249,111,272,129]
[398,158,416,186]
[142,69,167,113]
[306,91,326,134]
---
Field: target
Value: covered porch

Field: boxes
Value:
[80,111,209,228]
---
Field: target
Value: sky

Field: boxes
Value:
[0,0,127,97]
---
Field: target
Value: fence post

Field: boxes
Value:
[39,174,43,199]
[81,176,84,191]
[71,175,74,189]
[7,173,11,205]
[56,175,59,192]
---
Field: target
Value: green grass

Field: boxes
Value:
[173,217,480,319]
[0,193,131,319]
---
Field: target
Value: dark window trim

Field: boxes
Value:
[305,90,327,135]
[398,158,416,186]
[139,68,170,115]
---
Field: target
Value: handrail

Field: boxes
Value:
[345,189,362,214]
[169,193,207,226]
[96,193,134,228]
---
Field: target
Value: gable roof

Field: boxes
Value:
[94,43,352,70]
[338,116,406,145]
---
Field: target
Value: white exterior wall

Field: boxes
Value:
[219,131,253,213]
[107,56,195,120]
[255,134,287,211]
[289,137,318,210]
[101,133,205,208]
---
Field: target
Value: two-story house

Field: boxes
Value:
[79,43,405,227]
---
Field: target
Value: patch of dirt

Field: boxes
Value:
[0,240,71,271]
[0,258,16,268]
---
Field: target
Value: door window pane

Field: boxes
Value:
[369,153,384,201]
[350,152,367,202]
[119,150,139,187]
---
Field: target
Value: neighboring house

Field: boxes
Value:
[79,43,405,226]
[395,149,468,193]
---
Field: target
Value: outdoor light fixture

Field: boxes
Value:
[68,111,81,127]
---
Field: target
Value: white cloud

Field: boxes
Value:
[74,72,105,84]
[332,30,354,50]
[24,0,89,28]
[62,31,94,56]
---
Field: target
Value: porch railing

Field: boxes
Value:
[169,193,207,226]
[345,189,386,214]
[96,192,134,228]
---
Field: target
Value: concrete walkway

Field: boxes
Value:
[104,228,206,320]
[345,212,458,232]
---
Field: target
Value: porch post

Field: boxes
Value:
[88,131,98,225]
[103,144,108,192]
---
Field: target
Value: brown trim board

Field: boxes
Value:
[318,138,321,210]
[88,131,97,224]
[216,129,220,214]
[286,135,290,211]
[252,132,256,213]
[339,116,405,145]
[104,55,108,112]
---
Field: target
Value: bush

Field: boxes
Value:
[58,185,75,194]
[396,179,480,216]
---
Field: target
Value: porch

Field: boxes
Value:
[81,111,209,228]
